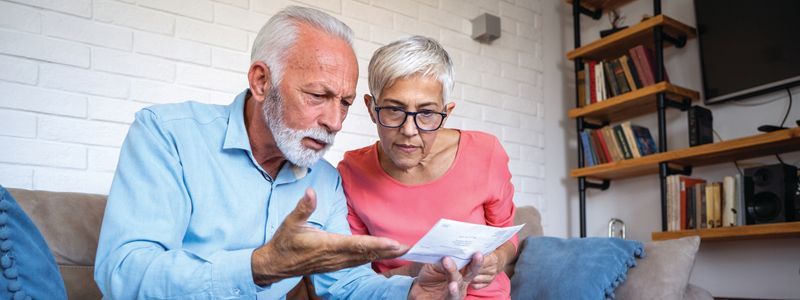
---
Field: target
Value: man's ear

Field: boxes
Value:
[364,94,377,124]
[248,61,272,102]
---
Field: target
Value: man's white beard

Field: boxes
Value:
[262,89,335,168]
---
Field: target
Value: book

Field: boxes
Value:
[580,131,595,166]
[631,125,657,155]
[588,61,597,104]
[603,60,620,97]
[697,182,707,229]
[629,46,653,86]
[613,125,633,159]
[711,183,722,228]
[623,54,643,89]
[680,177,707,230]
[593,129,613,163]
[621,122,641,158]
[687,185,696,229]
[735,174,746,226]
[611,58,631,94]
[641,45,670,82]
[705,184,715,228]
[619,55,639,91]
[587,130,603,164]
[601,126,623,162]
[723,176,737,227]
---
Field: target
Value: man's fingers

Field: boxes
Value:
[285,188,317,224]
[328,234,408,260]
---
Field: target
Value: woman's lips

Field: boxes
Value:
[394,144,419,153]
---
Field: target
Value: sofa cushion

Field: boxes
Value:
[9,188,106,300]
[615,236,701,300]
[0,186,67,299]
[510,236,645,299]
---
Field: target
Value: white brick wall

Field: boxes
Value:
[0,0,546,219]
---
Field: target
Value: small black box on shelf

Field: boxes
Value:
[688,105,713,146]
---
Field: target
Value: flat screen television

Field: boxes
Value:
[694,0,800,105]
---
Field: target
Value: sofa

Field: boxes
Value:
[9,188,712,299]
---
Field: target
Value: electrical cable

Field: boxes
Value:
[712,129,743,176]
[775,88,792,165]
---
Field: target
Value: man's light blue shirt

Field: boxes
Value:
[94,91,413,299]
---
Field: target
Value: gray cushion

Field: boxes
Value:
[616,236,701,300]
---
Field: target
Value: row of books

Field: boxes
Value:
[577,45,670,106]
[665,175,745,232]
[579,122,657,166]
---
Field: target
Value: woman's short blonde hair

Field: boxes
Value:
[368,36,454,103]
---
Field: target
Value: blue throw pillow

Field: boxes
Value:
[510,236,645,300]
[0,186,66,300]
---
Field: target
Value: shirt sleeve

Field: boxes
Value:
[484,137,519,249]
[311,175,414,299]
[94,109,261,299]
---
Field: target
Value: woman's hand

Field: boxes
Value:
[468,251,506,290]
[469,241,516,290]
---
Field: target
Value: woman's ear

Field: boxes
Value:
[247,61,272,102]
[364,94,377,124]
[444,102,456,117]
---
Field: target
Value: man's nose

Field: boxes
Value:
[319,101,344,133]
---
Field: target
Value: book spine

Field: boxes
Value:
[612,58,631,94]
[613,125,632,159]
[594,129,613,163]
[603,60,620,97]
[589,61,597,104]
[621,122,641,158]
[624,54,643,89]
[629,46,652,86]
[620,55,638,91]
[580,131,595,166]
[723,176,736,227]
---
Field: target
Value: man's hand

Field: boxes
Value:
[408,253,483,300]
[251,188,409,286]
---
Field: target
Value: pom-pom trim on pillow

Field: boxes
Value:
[0,191,32,300]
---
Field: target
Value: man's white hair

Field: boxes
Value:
[368,35,454,103]
[251,6,354,86]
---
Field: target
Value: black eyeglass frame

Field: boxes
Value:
[371,97,448,132]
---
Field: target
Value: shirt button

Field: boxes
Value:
[232,288,240,295]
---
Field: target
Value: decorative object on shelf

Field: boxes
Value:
[608,218,626,238]
[600,9,628,37]
[470,13,501,44]
[688,106,713,146]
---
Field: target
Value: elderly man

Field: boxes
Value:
[94,5,481,299]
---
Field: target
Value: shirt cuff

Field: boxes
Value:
[384,275,415,298]
[209,248,258,298]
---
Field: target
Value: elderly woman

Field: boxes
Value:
[337,36,518,299]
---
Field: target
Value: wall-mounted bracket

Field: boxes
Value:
[663,97,691,111]
[662,33,687,48]
[666,163,693,176]
[582,120,608,130]
[586,179,611,190]
[578,6,603,20]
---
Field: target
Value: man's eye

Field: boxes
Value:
[341,100,352,107]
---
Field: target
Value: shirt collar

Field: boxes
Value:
[222,89,311,181]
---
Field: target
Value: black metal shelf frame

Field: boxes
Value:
[571,0,693,236]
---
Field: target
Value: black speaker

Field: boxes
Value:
[744,164,798,224]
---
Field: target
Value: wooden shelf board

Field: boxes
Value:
[569,82,700,123]
[565,0,635,11]
[652,222,800,241]
[566,15,696,61]
[571,127,800,180]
